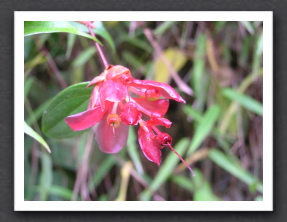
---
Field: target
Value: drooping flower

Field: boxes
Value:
[65,65,194,174]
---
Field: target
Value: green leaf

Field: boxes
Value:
[39,153,53,201]
[24,21,101,44]
[118,34,153,53]
[26,99,51,125]
[191,34,207,112]
[182,105,202,122]
[88,155,116,192]
[122,51,143,69]
[240,21,254,35]
[140,138,190,201]
[171,175,194,193]
[70,21,115,53]
[24,77,34,100]
[24,121,51,153]
[222,88,263,116]
[66,33,76,59]
[49,186,73,200]
[93,21,115,53]
[154,21,178,35]
[127,127,144,174]
[42,82,93,138]
[72,47,96,68]
[209,149,263,193]
[193,169,221,201]
[188,105,220,154]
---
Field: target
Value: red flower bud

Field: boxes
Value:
[120,102,142,125]
[155,133,172,148]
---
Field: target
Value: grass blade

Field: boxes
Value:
[209,149,263,193]
[193,169,221,201]
[139,138,190,200]
[24,121,51,153]
[49,186,73,200]
[88,155,116,191]
[39,153,53,200]
[188,105,220,154]
[222,88,263,116]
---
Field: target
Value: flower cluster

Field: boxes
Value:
[65,65,193,173]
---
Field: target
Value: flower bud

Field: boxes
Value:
[120,102,142,125]
[155,133,172,148]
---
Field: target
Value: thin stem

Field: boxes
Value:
[129,86,145,97]
[87,25,109,69]
[168,144,196,176]
[113,154,165,201]
[41,47,67,88]
[151,126,161,135]
[144,28,193,96]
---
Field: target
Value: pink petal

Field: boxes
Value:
[65,105,106,131]
[95,116,129,153]
[131,79,186,103]
[99,80,128,109]
[106,65,131,79]
[147,117,172,128]
[88,85,100,109]
[133,98,169,117]
[120,102,142,125]
[138,125,161,165]
[87,75,106,88]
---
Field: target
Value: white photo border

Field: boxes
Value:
[16,11,273,211]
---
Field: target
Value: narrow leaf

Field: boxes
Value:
[66,33,76,59]
[49,186,73,200]
[72,47,96,68]
[24,21,101,44]
[240,21,254,35]
[209,149,263,193]
[140,138,190,201]
[154,21,178,35]
[39,153,53,200]
[24,121,51,153]
[171,175,194,193]
[222,88,263,116]
[193,169,221,201]
[88,155,116,192]
[191,34,207,112]
[70,21,115,53]
[188,105,220,154]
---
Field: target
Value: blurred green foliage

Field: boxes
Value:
[24,21,263,201]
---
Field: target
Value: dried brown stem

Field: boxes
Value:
[41,47,67,88]
[144,28,193,96]
[72,131,94,201]
[113,154,165,201]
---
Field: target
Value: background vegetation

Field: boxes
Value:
[24,21,263,201]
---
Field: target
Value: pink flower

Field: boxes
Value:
[65,65,194,174]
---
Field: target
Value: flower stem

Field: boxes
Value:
[87,25,109,69]
[168,144,196,176]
